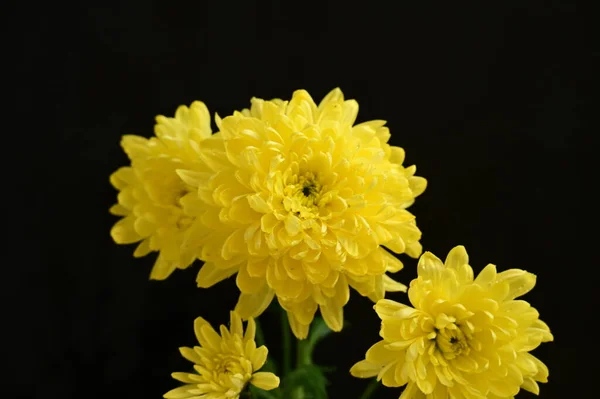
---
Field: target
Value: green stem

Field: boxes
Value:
[296,337,311,367]
[280,306,292,378]
[291,333,312,399]
[360,379,380,399]
[254,318,266,347]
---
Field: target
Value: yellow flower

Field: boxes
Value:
[164,311,280,399]
[350,245,553,399]
[178,88,426,338]
[110,102,213,279]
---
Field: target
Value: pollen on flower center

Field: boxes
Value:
[282,172,325,219]
[433,323,470,359]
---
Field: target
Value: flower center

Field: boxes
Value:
[214,354,246,376]
[302,181,318,197]
[283,172,323,219]
[434,323,470,359]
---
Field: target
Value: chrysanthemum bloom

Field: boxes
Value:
[164,311,280,399]
[350,245,553,398]
[110,102,213,279]
[178,88,426,338]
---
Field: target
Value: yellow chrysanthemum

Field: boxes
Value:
[350,245,553,399]
[178,88,426,338]
[165,311,280,399]
[110,102,213,279]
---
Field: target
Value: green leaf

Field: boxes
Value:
[282,364,328,399]
[359,379,381,399]
[306,317,333,356]
[247,385,280,399]
[304,316,350,362]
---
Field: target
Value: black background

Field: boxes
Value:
[8,1,592,398]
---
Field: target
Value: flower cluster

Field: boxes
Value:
[111,89,426,338]
[109,88,552,399]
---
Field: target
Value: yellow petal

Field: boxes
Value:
[237,263,266,294]
[244,317,256,343]
[150,256,176,280]
[332,275,350,307]
[176,169,211,188]
[251,346,268,370]
[521,376,540,395]
[399,382,418,399]
[409,176,427,197]
[221,229,246,260]
[198,324,222,351]
[525,353,549,382]
[474,264,497,286]
[247,193,271,214]
[109,166,134,190]
[374,299,410,320]
[382,249,404,273]
[284,214,302,236]
[318,88,344,110]
[320,304,343,332]
[405,240,423,259]
[384,145,404,165]
[170,372,200,383]
[444,245,469,270]
[134,217,155,237]
[365,341,399,364]
[288,299,318,326]
[417,252,444,280]
[121,134,150,156]
[495,269,537,300]
[247,258,268,277]
[109,204,129,216]
[163,384,194,399]
[229,311,243,337]
[350,360,381,378]
[341,100,359,126]
[250,372,280,390]
[287,313,310,339]
[196,263,238,288]
[133,239,152,258]
[382,275,407,292]
[235,285,274,319]
[380,360,401,387]
[111,217,141,244]
[193,316,211,344]
[178,346,201,364]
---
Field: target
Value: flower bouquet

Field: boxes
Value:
[109,89,552,398]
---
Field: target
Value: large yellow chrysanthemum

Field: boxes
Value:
[178,89,426,338]
[110,102,213,279]
[350,245,553,398]
[165,311,280,399]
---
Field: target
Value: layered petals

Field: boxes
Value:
[164,312,280,399]
[351,245,553,398]
[181,89,426,338]
[110,102,213,279]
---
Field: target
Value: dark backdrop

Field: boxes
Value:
[8,1,592,398]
